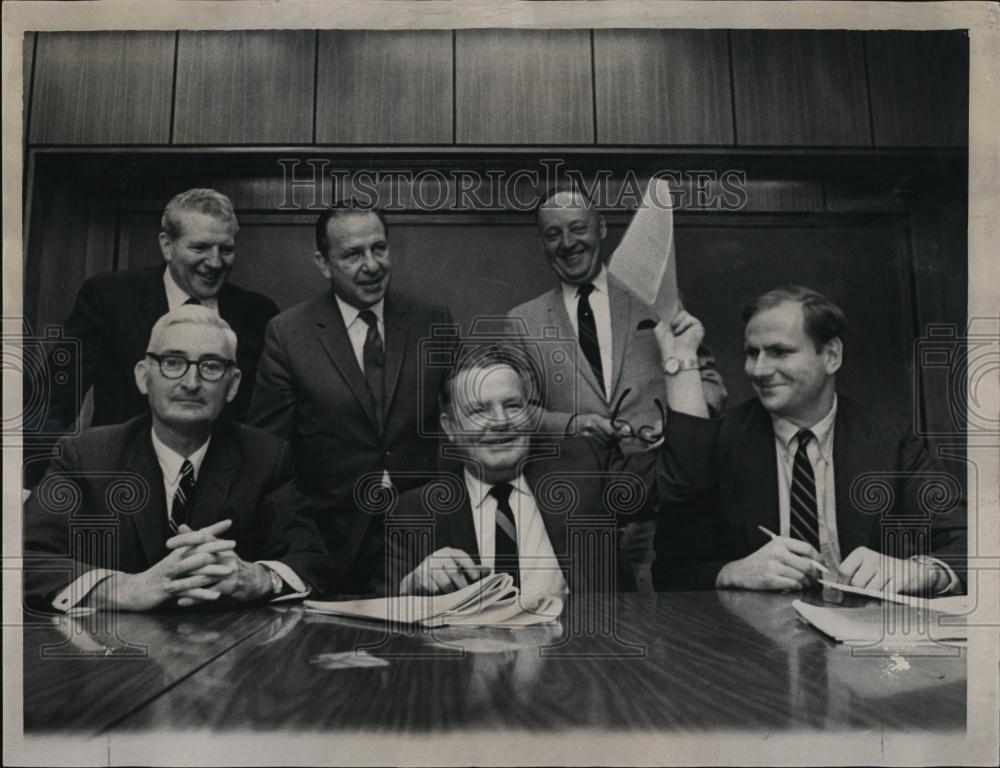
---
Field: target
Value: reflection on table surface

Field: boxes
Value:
[23,591,965,733]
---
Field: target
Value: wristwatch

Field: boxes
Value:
[662,356,699,375]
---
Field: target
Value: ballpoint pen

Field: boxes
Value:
[757,525,832,576]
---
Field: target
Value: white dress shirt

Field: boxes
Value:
[464,470,568,602]
[335,294,385,372]
[772,396,957,592]
[50,428,307,612]
[561,267,613,398]
[163,267,219,314]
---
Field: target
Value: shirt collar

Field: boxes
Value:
[771,394,838,460]
[334,293,384,329]
[464,468,531,508]
[560,265,609,304]
[150,426,212,484]
[163,266,219,312]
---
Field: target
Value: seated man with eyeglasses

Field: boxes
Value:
[388,345,661,598]
[23,305,333,612]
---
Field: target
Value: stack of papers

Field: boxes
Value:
[793,597,967,646]
[304,573,563,628]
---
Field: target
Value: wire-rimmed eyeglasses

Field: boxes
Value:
[146,353,235,382]
[610,387,666,444]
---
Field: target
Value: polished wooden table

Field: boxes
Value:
[23,591,965,733]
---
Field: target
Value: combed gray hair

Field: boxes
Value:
[146,305,238,360]
[161,188,239,240]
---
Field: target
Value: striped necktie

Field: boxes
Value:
[169,459,197,534]
[489,483,519,588]
[789,430,820,551]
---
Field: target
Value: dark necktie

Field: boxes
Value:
[169,459,196,534]
[183,297,202,306]
[489,483,519,589]
[358,310,385,425]
[576,283,604,395]
[789,430,820,551]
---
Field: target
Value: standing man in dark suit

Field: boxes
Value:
[249,201,455,595]
[389,346,657,598]
[27,189,278,485]
[24,305,331,612]
[654,286,966,593]
[508,186,727,590]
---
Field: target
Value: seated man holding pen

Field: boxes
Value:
[653,286,966,594]
[23,305,332,612]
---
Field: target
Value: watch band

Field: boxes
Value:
[662,357,700,375]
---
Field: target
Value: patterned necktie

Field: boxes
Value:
[358,310,385,425]
[170,459,197,534]
[489,483,519,588]
[576,283,604,395]
[789,430,820,551]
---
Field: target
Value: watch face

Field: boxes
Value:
[664,357,680,375]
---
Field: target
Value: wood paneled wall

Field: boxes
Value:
[24,29,967,148]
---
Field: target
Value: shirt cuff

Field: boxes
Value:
[51,568,116,612]
[257,561,310,602]
[912,555,961,595]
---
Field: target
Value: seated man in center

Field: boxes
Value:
[388,345,660,599]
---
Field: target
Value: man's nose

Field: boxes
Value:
[749,354,773,378]
[559,230,576,251]
[179,364,202,389]
[360,250,379,273]
[486,404,511,427]
[203,246,222,268]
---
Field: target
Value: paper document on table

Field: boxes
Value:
[817,579,970,615]
[793,600,967,645]
[303,573,562,627]
[609,176,679,321]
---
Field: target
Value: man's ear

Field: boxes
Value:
[225,368,242,404]
[158,231,173,262]
[823,337,844,375]
[597,213,607,240]
[440,409,456,442]
[312,251,331,279]
[134,359,150,396]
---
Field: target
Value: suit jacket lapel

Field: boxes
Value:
[736,402,782,547]
[188,424,238,531]
[314,293,379,429]
[382,295,408,420]
[445,475,481,563]
[546,287,604,400]
[124,422,170,567]
[525,458,570,579]
[833,399,877,553]
[606,279,630,403]
[137,266,170,327]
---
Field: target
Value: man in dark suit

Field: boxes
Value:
[654,286,966,593]
[24,305,331,612]
[27,188,278,485]
[389,345,657,598]
[508,186,727,591]
[249,201,455,595]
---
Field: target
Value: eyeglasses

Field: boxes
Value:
[610,387,666,444]
[146,353,234,382]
